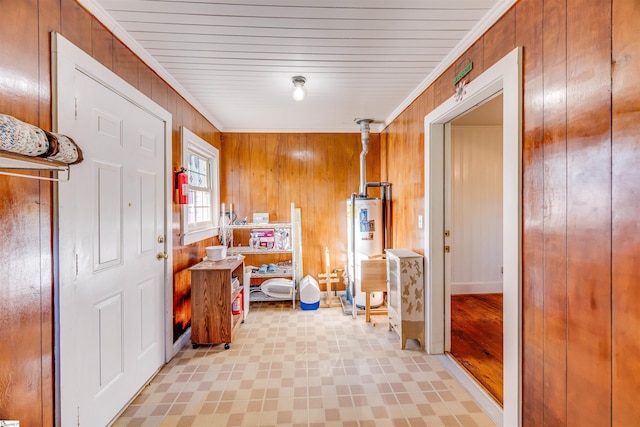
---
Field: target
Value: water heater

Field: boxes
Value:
[347,197,384,308]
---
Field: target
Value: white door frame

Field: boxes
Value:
[423,47,522,426]
[52,29,175,383]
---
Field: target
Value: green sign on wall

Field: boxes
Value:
[453,62,473,86]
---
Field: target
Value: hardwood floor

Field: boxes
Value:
[450,293,503,405]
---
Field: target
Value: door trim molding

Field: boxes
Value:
[52,32,174,424]
[423,47,522,427]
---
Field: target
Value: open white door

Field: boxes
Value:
[54,33,173,426]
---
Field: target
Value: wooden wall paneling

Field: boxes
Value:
[382,123,397,248]
[170,91,182,252]
[167,89,179,170]
[0,0,51,424]
[220,133,237,208]
[37,3,59,424]
[137,63,153,100]
[91,18,113,71]
[410,101,426,254]
[0,176,46,426]
[277,133,295,217]
[611,0,640,424]
[112,38,139,89]
[515,0,545,425]
[302,134,315,272]
[329,133,346,275]
[263,134,280,221]
[456,40,485,88]
[483,7,516,69]
[151,73,168,110]
[433,62,459,108]
[434,40,484,108]
[333,133,354,271]
[392,107,409,251]
[180,98,194,132]
[38,0,61,131]
[0,0,40,122]
[541,0,568,424]
[248,133,267,215]
[60,0,91,56]
[308,133,331,280]
[235,133,253,219]
[565,0,612,425]
[38,176,54,427]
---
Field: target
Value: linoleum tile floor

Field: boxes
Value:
[112,302,495,427]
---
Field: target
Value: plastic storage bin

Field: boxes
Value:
[299,275,320,310]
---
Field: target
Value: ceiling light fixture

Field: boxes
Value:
[291,76,307,102]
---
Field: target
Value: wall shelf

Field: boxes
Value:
[0,150,68,170]
[0,150,70,181]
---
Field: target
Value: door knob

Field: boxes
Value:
[156,252,169,260]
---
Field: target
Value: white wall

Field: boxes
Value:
[449,125,503,294]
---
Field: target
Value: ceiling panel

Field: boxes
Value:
[89,0,510,132]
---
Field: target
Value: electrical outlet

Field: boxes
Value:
[418,215,423,229]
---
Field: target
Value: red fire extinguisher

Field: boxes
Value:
[232,290,243,315]
[175,167,188,205]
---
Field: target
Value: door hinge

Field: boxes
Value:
[74,97,78,120]
[75,253,79,278]
[444,245,451,253]
[444,229,450,237]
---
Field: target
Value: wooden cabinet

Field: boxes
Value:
[189,257,245,349]
[385,249,425,350]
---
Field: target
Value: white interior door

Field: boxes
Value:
[444,124,504,348]
[56,35,170,426]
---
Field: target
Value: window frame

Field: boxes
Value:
[180,126,220,245]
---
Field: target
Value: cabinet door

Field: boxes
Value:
[387,255,401,314]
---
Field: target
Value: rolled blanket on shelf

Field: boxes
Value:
[0,114,50,156]
[46,133,83,165]
[0,113,83,164]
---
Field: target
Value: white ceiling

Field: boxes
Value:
[83,0,514,132]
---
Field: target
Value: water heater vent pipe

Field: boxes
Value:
[356,118,372,197]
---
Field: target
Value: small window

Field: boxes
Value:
[180,127,219,245]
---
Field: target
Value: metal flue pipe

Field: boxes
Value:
[356,118,372,197]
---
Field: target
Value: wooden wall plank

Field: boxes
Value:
[0,0,52,424]
[37,3,59,425]
[516,0,545,425]
[0,0,40,123]
[483,7,516,68]
[91,18,113,71]
[151,73,168,110]
[39,0,60,131]
[138,62,153,99]
[542,0,568,424]
[38,175,55,427]
[611,0,640,424]
[434,40,484,108]
[60,0,92,56]
[113,39,139,89]
[565,0,612,425]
